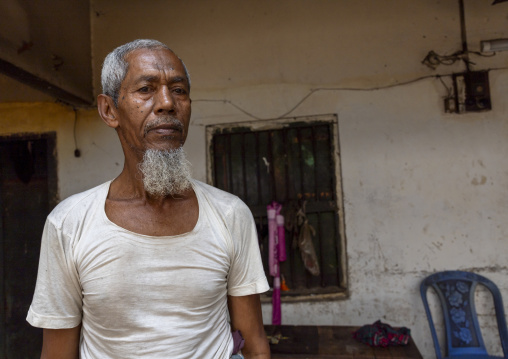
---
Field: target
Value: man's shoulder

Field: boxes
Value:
[192,179,238,201]
[191,179,247,214]
[48,181,111,227]
[191,179,255,225]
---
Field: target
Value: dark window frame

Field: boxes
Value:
[206,114,348,301]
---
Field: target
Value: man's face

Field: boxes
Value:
[114,48,191,155]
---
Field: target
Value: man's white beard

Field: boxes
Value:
[138,147,192,197]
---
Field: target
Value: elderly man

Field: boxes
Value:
[26,39,271,359]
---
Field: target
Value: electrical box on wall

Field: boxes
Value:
[452,71,491,113]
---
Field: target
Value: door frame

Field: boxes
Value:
[0,131,57,357]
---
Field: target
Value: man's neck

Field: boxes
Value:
[105,170,199,236]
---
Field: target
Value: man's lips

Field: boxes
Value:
[148,125,182,135]
[144,118,184,136]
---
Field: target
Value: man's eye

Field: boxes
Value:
[138,86,151,93]
[173,88,187,95]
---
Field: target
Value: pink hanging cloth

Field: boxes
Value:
[267,201,286,325]
[276,211,286,263]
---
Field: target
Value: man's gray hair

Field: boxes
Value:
[101,39,191,107]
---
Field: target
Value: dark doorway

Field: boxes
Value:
[0,133,57,358]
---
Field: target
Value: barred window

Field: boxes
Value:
[206,114,347,299]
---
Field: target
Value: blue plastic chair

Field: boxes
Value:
[420,271,508,359]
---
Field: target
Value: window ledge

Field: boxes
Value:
[261,288,349,303]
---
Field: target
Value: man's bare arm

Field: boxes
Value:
[228,294,270,359]
[41,325,81,359]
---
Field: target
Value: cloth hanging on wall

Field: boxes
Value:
[294,201,320,276]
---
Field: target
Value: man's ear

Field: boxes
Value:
[97,94,119,129]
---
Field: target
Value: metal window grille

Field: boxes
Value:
[207,115,346,296]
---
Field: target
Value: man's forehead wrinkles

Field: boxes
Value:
[155,63,174,71]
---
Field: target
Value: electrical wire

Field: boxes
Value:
[193,67,508,122]
[73,108,81,157]
[437,75,453,98]
[421,50,496,70]
[193,74,445,121]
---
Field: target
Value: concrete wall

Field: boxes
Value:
[0,103,122,199]
[2,1,508,357]
[0,0,92,102]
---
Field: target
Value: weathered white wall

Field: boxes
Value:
[88,1,508,356]
[1,1,508,357]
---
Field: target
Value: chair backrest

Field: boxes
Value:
[420,271,508,359]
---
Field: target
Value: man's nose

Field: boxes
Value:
[155,87,175,113]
